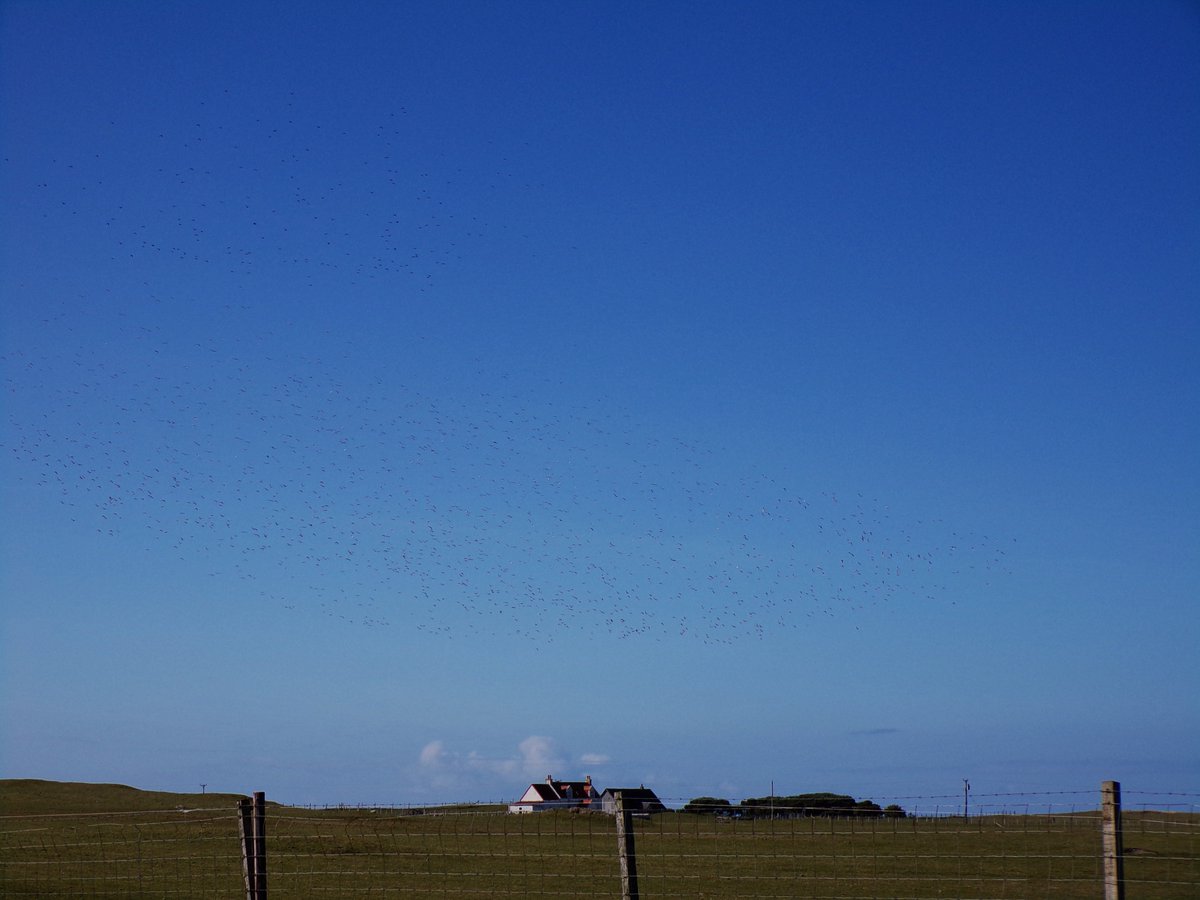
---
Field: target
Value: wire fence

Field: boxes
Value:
[1,787,1197,898]
[0,807,241,897]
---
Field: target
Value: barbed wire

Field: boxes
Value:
[0,811,235,825]
[278,787,1200,809]
[2,790,1197,898]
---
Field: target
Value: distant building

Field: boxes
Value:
[600,786,664,815]
[508,775,600,814]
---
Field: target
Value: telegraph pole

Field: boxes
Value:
[963,779,970,821]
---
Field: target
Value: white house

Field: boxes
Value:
[508,775,600,814]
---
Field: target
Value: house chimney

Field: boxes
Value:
[546,775,553,785]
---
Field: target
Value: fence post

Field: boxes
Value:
[239,792,268,900]
[614,792,640,900]
[238,797,255,900]
[252,791,267,899]
[1102,781,1124,900]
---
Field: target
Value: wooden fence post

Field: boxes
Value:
[239,792,268,900]
[238,797,255,900]
[253,791,267,899]
[1102,780,1124,900]
[614,792,640,900]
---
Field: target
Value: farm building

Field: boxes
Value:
[600,786,665,815]
[508,775,600,814]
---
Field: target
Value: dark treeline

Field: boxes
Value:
[682,793,906,819]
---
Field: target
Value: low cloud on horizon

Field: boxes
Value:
[414,736,611,800]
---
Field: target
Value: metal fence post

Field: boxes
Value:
[614,792,640,900]
[252,791,267,899]
[1102,780,1124,900]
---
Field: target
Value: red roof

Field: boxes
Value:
[526,783,559,801]
[518,778,597,805]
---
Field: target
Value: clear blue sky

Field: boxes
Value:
[3,0,1198,809]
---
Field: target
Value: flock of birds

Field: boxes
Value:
[5,89,1012,643]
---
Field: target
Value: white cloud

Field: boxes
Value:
[418,740,447,768]
[411,735,579,801]
[464,750,518,777]
[579,752,610,766]
[517,735,565,778]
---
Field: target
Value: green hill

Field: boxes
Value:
[0,778,247,815]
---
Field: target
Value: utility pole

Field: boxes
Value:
[201,784,207,794]
[963,779,970,821]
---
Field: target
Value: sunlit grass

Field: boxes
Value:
[2,781,1196,898]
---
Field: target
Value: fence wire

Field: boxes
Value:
[270,808,616,896]
[0,808,242,898]
[628,806,1197,899]
[1,791,1196,898]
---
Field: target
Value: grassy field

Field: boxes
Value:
[2,780,1196,898]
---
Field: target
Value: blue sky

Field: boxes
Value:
[2,0,1198,809]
